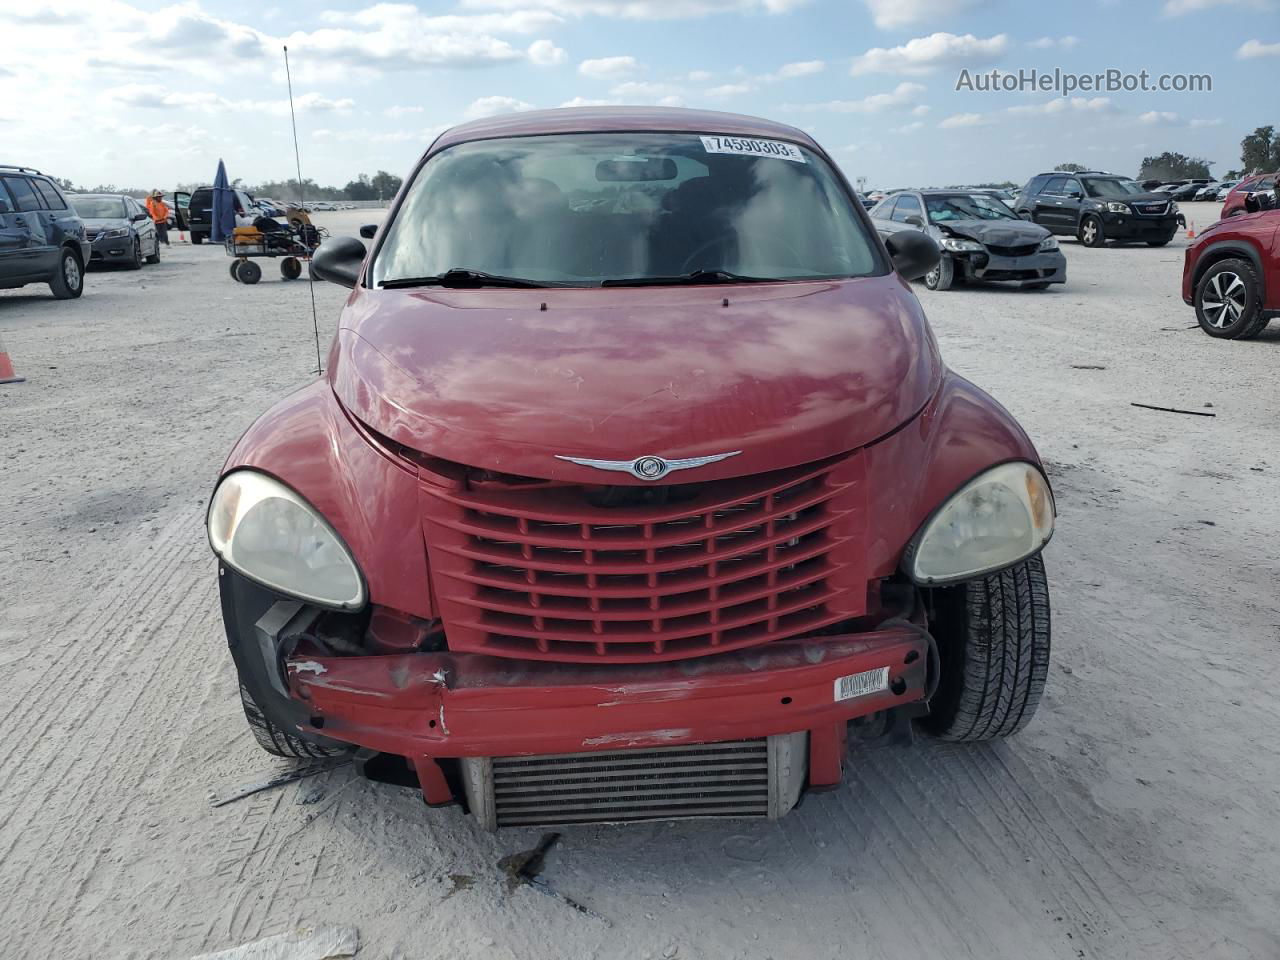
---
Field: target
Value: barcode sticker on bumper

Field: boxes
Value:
[834,666,889,702]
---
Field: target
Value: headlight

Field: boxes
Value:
[1037,235,1059,252]
[904,462,1054,585]
[102,227,130,238]
[207,470,366,609]
[940,237,984,252]
[1170,202,1179,214]
[1105,202,1130,214]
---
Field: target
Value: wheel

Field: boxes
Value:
[1146,235,1174,247]
[923,555,1051,741]
[1023,281,1051,290]
[191,232,203,245]
[239,683,350,759]
[49,248,84,300]
[1195,258,1267,339]
[923,255,954,291]
[145,237,160,264]
[126,237,143,270]
[236,259,262,284]
[1078,214,1105,247]
[280,256,302,280]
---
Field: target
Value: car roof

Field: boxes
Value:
[73,193,130,199]
[427,106,819,157]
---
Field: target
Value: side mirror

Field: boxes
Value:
[311,236,367,289]
[885,230,940,282]
[1066,190,1082,199]
[131,212,149,222]
[904,215,924,228]
[359,223,378,239]
[1245,193,1261,213]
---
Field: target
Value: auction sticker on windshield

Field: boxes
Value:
[700,135,806,163]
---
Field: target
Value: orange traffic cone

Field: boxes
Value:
[0,332,24,384]
[1186,219,1196,239]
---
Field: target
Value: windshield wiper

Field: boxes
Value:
[601,269,781,287]
[380,268,550,289]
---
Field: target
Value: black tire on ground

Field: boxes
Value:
[923,255,954,291]
[49,248,84,300]
[236,259,262,284]
[145,237,161,264]
[1024,282,1051,290]
[191,232,204,245]
[1195,258,1268,340]
[229,259,243,281]
[923,554,1051,742]
[1146,235,1174,247]
[125,238,143,270]
[1078,214,1105,247]
[239,683,351,759]
[280,256,302,280]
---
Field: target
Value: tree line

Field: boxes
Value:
[1053,124,1280,183]
[49,170,405,203]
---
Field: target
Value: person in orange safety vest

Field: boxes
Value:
[146,190,170,246]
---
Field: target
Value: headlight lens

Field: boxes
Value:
[1105,202,1130,214]
[103,227,130,238]
[904,462,1054,585]
[1037,235,1059,251]
[940,237,983,252]
[207,470,366,609]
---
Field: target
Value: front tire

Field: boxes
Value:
[1146,235,1173,247]
[1078,214,1105,247]
[49,248,84,299]
[1195,258,1267,339]
[145,237,161,264]
[191,232,204,245]
[239,683,350,759]
[923,255,954,291]
[923,555,1050,742]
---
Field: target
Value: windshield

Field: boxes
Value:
[371,132,878,287]
[70,197,127,219]
[1084,179,1146,198]
[925,194,1018,223]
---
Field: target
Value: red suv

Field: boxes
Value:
[1221,172,1277,219]
[1184,192,1279,338]
[208,108,1055,830]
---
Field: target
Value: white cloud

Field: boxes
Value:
[609,80,685,100]
[706,82,754,96]
[1163,0,1270,14]
[384,104,424,117]
[787,81,926,113]
[861,0,986,29]
[462,0,811,17]
[464,94,536,118]
[852,32,1008,75]
[775,59,825,78]
[1028,35,1079,49]
[892,121,925,133]
[1237,38,1280,58]
[938,111,992,128]
[559,96,622,107]
[104,84,353,114]
[1138,110,1223,127]
[579,55,640,79]
[912,104,930,116]
[527,38,567,65]
[1007,96,1114,116]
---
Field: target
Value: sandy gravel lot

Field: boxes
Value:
[1,206,1277,960]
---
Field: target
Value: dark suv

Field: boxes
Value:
[1015,171,1180,248]
[0,165,91,299]
[186,185,257,244]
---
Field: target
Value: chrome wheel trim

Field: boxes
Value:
[1082,219,1098,244]
[1202,272,1246,328]
[63,254,81,290]
[925,264,940,288]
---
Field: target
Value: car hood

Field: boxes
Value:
[934,219,1048,246]
[330,276,944,483]
[81,218,130,228]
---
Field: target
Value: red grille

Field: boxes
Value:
[421,455,868,663]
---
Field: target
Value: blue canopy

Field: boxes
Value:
[210,159,236,243]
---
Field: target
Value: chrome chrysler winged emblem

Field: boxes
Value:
[555,450,741,481]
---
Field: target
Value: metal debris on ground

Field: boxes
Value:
[190,925,359,960]
[1130,402,1217,418]
[208,760,350,808]
[498,833,609,922]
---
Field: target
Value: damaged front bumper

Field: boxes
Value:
[231,584,929,829]
[954,250,1067,286]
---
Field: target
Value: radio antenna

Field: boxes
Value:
[283,44,323,377]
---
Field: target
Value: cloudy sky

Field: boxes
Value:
[2,0,1276,190]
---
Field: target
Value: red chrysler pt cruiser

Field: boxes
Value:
[208,108,1054,830]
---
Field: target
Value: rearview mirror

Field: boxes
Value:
[359,223,378,239]
[596,157,677,182]
[311,236,367,289]
[904,215,924,228]
[885,230,940,282]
